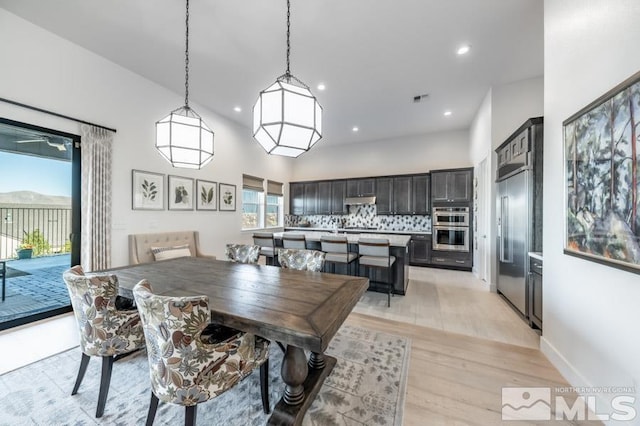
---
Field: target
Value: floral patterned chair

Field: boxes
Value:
[277,248,326,272]
[62,266,145,418]
[225,244,261,264]
[132,279,271,426]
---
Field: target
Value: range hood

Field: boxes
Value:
[344,196,376,205]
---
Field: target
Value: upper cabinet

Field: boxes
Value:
[316,181,332,215]
[331,180,347,215]
[411,174,430,214]
[290,182,305,215]
[303,182,318,214]
[392,176,412,214]
[431,168,473,204]
[347,178,375,197]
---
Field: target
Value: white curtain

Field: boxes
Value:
[80,125,114,271]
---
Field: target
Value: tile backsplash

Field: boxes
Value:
[285,204,431,232]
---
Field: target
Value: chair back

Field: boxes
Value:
[358,238,391,257]
[282,233,307,249]
[62,266,144,356]
[132,280,262,405]
[277,249,326,272]
[320,235,349,254]
[252,232,275,248]
[225,244,261,264]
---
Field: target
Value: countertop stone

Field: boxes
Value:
[275,230,411,247]
[528,252,543,261]
[284,226,431,236]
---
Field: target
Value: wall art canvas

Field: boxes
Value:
[168,175,194,210]
[196,179,217,211]
[564,70,640,274]
[219,183,236,211]
[132,170,164,210]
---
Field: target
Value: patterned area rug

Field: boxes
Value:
[0,324,410,426]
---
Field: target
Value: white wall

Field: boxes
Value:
[291,130,471,182]
[0,9,293,266]
[543,0,640,419]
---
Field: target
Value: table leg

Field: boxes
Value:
[281,345,307,405]
[269,345,337,426]
[308,352,325,369]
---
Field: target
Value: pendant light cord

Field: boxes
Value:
[285,0,291,78]
[184,0,190,108]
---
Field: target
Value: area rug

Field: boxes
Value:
[0,324,410,426]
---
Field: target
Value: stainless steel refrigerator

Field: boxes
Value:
[497,170,530,316]
[495,117,543,319]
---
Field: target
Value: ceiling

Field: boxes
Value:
[0,0,543,147]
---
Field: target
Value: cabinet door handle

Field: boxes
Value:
[434,257,445,262]
[455,260,465,264]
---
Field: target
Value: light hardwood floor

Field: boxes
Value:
[0,267,598,424]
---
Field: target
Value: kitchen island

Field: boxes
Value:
[274,231,410,295]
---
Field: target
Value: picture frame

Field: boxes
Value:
[132,170,164,210]
[196,179,217,211]
[168,175,194,210]
[219,183,236,211]
[563,69,640,274]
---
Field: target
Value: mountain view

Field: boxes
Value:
[0,191,71,206]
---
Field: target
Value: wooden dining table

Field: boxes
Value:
[107,256,369,425]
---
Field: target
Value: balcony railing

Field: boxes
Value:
[1,207,72,259]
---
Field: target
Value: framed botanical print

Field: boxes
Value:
[168,175,194,210]
[132,170,164,210]
[219,183,236,211]
[196,179,217,211]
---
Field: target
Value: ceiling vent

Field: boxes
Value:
[413,93,429,103]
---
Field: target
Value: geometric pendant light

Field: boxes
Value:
[253,0,322,158]
[156,0,214,169]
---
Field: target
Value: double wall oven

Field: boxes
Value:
[432,206,470,252]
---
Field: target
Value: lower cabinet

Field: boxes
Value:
[409,235,431,266]
[430,250,472,269]
[528,256,543,330]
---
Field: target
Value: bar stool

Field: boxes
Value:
[252,232,277,265]
[320,235,358,275]
[358,238,395,307]
[282,233,307,249]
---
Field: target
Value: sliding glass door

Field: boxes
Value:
[0,118,80,330]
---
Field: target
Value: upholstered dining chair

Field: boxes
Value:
[252,232,277,265]
[282,233,307,249]
[225,244,261,264]
[62,266,145,418]
[132,279,271,426]
[277,248,326,272]
[358,238,396,307]
[320,235,358,275]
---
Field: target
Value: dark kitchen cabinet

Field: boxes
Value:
[528,256,543,330]
[347,178,375,197]
[375,177,393,214]
[304,182,318,215]
[393,176,412,214]
[290,182,304,215]
[317,181,332,215]
[376,176,411,215]
[409,234,431,266]
[412,174,430,214]
[331,180,347,214]
[431,168,473,204]
[430,250,472,269]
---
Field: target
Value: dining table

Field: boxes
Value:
[107,256,369,426]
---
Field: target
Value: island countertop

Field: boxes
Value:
[274,231,411,247]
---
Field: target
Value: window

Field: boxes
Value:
[266,180,284,227]
[242,175,264,230]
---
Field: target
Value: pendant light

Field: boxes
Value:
[156,0,214,169]
[253,0,322,158]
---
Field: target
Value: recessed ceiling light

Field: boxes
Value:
[317,83,326,91]
[444,110,452,116]
[352,126,359,132]
[456,45,471,55]
[233,106,242,112]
